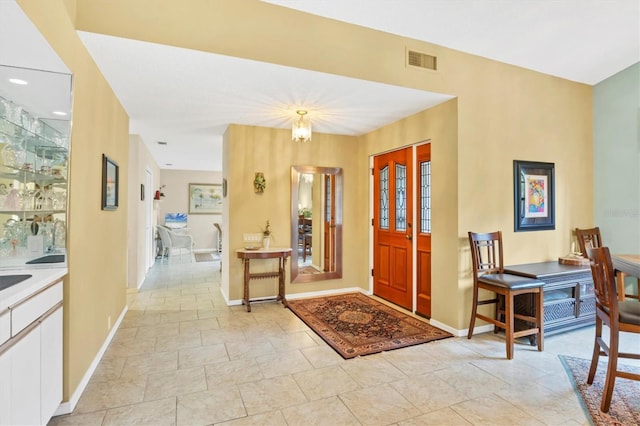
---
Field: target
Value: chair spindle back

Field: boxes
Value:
[468,231,504,275]
[576,227,603,257]
[587,246,618,314]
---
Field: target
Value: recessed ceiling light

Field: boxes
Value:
[9,78,28,85]
[52,111,67,116]
[165,163,173,166]
[157,141,168,145]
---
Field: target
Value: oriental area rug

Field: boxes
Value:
[287,292,453,359]
[560,355,640,426]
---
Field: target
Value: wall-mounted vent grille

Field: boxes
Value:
[407,50,437,70]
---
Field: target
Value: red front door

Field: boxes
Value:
[415,143,432,317]
[373,147,413,310]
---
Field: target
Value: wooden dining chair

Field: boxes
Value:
[576,227,640,300]
[585,246,640,412]
[298,216,312,261]
[468,231,545,359]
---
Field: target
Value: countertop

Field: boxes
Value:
[0,267,68,311]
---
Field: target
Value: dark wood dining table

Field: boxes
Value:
[611,254,640,301]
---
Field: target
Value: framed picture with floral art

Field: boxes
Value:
[513,160,555,232]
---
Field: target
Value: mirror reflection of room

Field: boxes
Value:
[297,173,315,270]
[291,165,342,283]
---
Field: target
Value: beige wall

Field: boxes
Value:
[159,169,222,251]
[18,0,130,401]
[224,125,361,301]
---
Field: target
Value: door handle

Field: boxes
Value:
[406,234,412,241]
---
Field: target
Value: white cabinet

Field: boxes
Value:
[11,281,63,335]
[10,326,41,426]
[40,307,63,425]
[0,278,63,426]
[0,309,9,345]
[0,349,10,425]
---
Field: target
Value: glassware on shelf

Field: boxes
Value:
[1,142,17,167]
[1,137,26,169]
[41,187,54,210]
[4,184,20,210]
[52,219,66,249]
[19,187,35,211]
[0,93,69,262]
[51,153,67,178]
[53,191,66,210]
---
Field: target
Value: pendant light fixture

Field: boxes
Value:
[292,110,312,143]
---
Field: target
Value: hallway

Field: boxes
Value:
[49,258,634,425]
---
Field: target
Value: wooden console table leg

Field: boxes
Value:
[278,257,288,308]
[243,259,251,312]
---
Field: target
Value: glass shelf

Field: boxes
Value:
[0,166,67,184]
[0,116,68,151]
[0,210,65,216]
[0,92,69,266]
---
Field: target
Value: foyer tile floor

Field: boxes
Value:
[49,258,640,425]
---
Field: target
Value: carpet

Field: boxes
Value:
[560,355,640,425]
[299,265,322,275]
[287,292,453,359]
[194,252,218,262]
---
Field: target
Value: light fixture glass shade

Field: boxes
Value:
[292,110,312,142]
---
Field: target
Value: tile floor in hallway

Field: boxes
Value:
[49,258,639,426]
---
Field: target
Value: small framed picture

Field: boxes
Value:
[102,154,119,210]
[513,160,555,232]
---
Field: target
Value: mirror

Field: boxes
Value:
[291,165,342,283]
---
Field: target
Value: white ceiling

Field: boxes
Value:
[266,0,640,86]
[0,1,72,135]
[77,31,454,172]
[3,1,638,172]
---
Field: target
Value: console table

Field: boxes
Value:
[504,261,595,336]
[236,247,292,312]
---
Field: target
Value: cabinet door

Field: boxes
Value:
[0,349,10,425]
[40,307,63,424]
[10,327,41,426]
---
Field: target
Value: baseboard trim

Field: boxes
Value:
[54,305,128,416]
[429,321,494,338]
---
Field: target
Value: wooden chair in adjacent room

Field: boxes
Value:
[576,226,640,300]
[467,231,545,359]
[585,246,640,413]
[297,216,312,262]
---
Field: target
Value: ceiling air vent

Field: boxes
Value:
[407,50,437,71]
